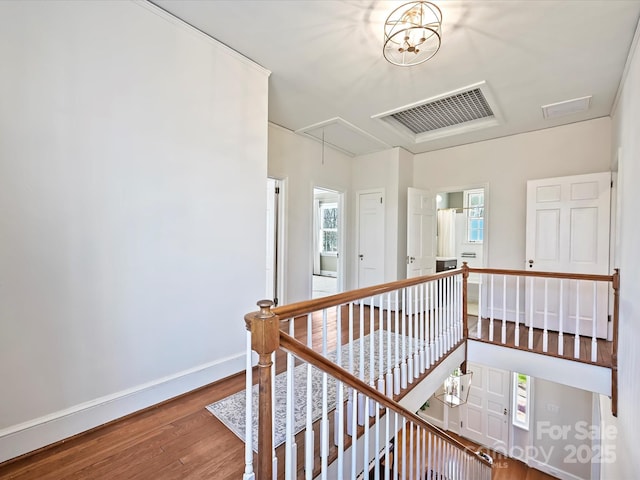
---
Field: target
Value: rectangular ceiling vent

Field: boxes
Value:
[392,88,493,134]
[372,81,503,143]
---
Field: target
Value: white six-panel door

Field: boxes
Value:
[406,187,436,278]
[461,362,510,455]
[357,190,385,288]
[525,172,611,338]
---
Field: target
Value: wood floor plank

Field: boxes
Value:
[1,308,563,480]
[468,317,613,367]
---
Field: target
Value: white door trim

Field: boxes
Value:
[355,188,385,289]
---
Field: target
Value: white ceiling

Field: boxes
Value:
[153,0,640,156]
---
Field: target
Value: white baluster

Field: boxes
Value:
[575,280,581,359]
[515,276,520,347]
[450,275,455,348]
[592,281,598,362]
[489,274,495,341]
[427,431,432,480]
[347,303,355,437]
[444,276,450,351]
[358,301,366,426]
[363,396,371,479]
[378,295,386,397]
[305,312,314,480]
[320,309,329,475]
[543,278,549,352]
[374,406,381,480]
[457,274,462,343]
[371,296,378,415]
[558,280,564,356]
[351,390,358,478]
[438,277,444,358]
[386,293,394,397]
[394,289,401,395]
[407,287,414,384]
[477,274,483,338]
[528,278,534,350]
[243,330,254,480]
[419,283,426,374]
[409,422,414,480]
[271,351,276,476]
[413,286,420,379]
[424,281,430,368]
[285,320,296,480]
[401,288,408,390]
[429,281,435,366]
[502,275,507,344]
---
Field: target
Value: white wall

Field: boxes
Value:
[528,380,593,480]
[608,15,640,479]
[0,0,269,462]
[268,124,352,303]
[413,118,612,269]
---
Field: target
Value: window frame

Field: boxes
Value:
[464,189,484,244]
[512,372,530,431]
[319,202,338,255]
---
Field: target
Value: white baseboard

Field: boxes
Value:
[528,456,585,480]
[0,352,245,463]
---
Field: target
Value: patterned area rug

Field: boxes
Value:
[207,331,415,452]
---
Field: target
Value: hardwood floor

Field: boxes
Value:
[0,308,560,479]
[0,374,558,479]
[447,433,558,480]
[468,316,613,367]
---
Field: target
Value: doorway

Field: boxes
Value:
[312,187,342,299]
[266,178,285,306]
[435,186,488,316]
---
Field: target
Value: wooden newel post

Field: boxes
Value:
[611,269,620,417]
[461,262,469,374]
[245,300,279,480]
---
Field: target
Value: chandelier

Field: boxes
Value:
[435,369,473,407]
[383,1,443,67]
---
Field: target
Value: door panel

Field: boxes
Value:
[357,191,384,288]
[406,188,436,278]
[525,172,610,338]
[461,362,509,454]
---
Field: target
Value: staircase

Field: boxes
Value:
[242,265,619,479]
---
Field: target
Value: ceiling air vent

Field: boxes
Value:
[372,81,503,143]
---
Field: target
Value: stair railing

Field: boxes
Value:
[243,267,476,479]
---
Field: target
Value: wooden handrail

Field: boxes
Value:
[272,267,615,323]
[468,267,614,282]
[272,269,462,320]
[278,331,493,468]
[611,268,620,417]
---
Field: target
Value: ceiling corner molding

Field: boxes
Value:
[140,1,271,77]
[611,11,640,117]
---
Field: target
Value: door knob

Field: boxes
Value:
[528,259,534,268]
[359,254,364,260]
[504,408,508,415]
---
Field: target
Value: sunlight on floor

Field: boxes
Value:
[312,274,337,299]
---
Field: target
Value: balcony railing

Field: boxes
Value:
[241,264,619,479]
